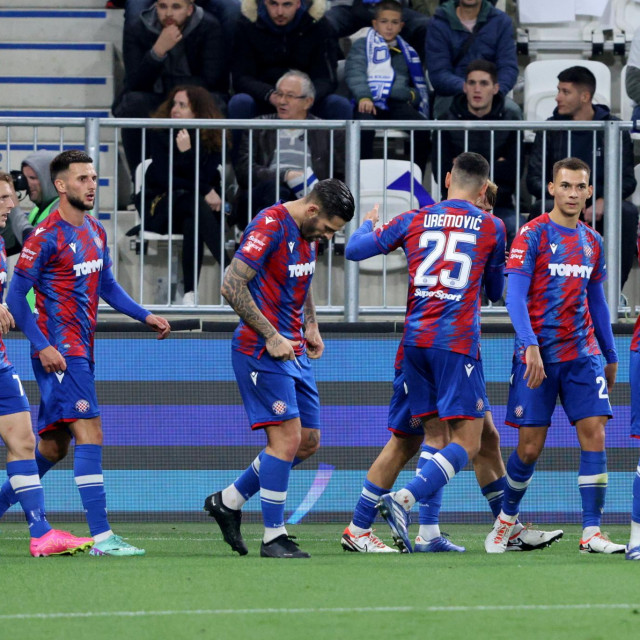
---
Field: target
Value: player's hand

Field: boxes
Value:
[604,361,618,393]
[266,333,297,361]
[39,345,66,374]
[305,323,324,359]
[0,304,15,335]
[146,314,171,340]
[583,198,605,225]
[285,170,304,182]
[523,345,546,389]
[204,188,222,212]
[175,129,191,153]
[358,98,376,115]
[363,203,379,227]
[153,24,182,57]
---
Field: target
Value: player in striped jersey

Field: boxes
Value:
[0,172,94,557]
[204,179,354,558]
[0,151,171,557]
[626,235,640,560]
[344,152,505,552]
[485,157,624,554]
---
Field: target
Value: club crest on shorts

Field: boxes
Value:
[272,400,287,415]
[409,416,422,430]
[514,405,524,418]
[476,398,484,412]
[75,399,90,413]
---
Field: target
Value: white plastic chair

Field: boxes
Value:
[524,59,612,123]
[614,1,640,40]
[358,159,426,273]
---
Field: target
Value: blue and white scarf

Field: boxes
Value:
[365,27,429,118]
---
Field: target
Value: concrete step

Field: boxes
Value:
[0,9,123,44]
[0,142,117,176]
[0,42,113,76]
[0,109,112,142]
[0,75,114,108]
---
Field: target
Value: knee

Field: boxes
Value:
[228,94,256,119]
[479,422,501,457]
[517,442,542,465]
[296,430,321,460]
[315,95,353,120]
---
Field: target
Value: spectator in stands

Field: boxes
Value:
[113,0,227,180]
[345,0,430,171]
[325,0,430,61]
[136,85,228,306]
[228,0,352,128]
[433,60,521,247]
[2,151,59,258]
[425,0,518,119]
[526,66,638,288]
[233,70,345,229]
[625,26,640,124]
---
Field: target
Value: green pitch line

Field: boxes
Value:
[0,523,638,640]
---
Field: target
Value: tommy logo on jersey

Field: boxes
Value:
[547,263,593,279]
[73,258,103,277]
[288,261,315,278]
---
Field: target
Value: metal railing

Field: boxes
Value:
[0,116,632,320]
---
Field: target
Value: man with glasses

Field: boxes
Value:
[232,71,345,228]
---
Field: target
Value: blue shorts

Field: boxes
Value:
[506,355,612,427]
[630,351,640,439]
[33,357,100,433]
[388,367,493,436]
[403,346,487,421]
[232,350,320,430]
[0,365,30,416]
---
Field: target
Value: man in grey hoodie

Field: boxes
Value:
[113,0,228,179]
[2,151,59,256]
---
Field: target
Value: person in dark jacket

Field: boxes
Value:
[526,66,638,288]
[433,60,522,247]
[426,0,518,119]
[228,0,351,124]
[233,70,345,228]
[136,85,227,305]
[113,0,227,179]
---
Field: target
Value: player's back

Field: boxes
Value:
[400,199,505,357]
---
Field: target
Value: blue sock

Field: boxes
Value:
[579,450,607,528]
[481,476,506,519]
[417,445,444,525]
[7,459,52,538]
[634,457,640,525]
[352,478,387,530]
[0,448,56,516]
[74,444,110,537]
[503,451,536,517]
[259,453,291,530]
[234,450,303,502]
[404,442,468,503]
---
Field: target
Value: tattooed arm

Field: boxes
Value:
[303,285,324,359]
[221,257,296,361]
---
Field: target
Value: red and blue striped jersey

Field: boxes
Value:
[14,210,112,362]
[373,199,506,358]
[0,236,11,370]
[506,213,605,363]
[232,203,317,358]
[631,237,640,352]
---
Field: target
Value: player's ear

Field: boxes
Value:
[547,181,555,197]
[305,203,320,218]
[587,184,593,199]
[444,172,452,189]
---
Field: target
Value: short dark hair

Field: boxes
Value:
[374,0,403,18]
[0,171,13,187]
[465,59,498,84]
[50,149,93,182]
[307,179,355,223]
[451,152,490,191]
[557,66,596,98]
[552,157,591,181]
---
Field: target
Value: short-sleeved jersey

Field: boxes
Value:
[232,203,316,358]
[373,199,506,358]
[506,213,605,363]
[0,236,11,371]
[631,236,640,353]
[14,209,112,362]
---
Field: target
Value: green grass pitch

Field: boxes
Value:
[1,522,639,640]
